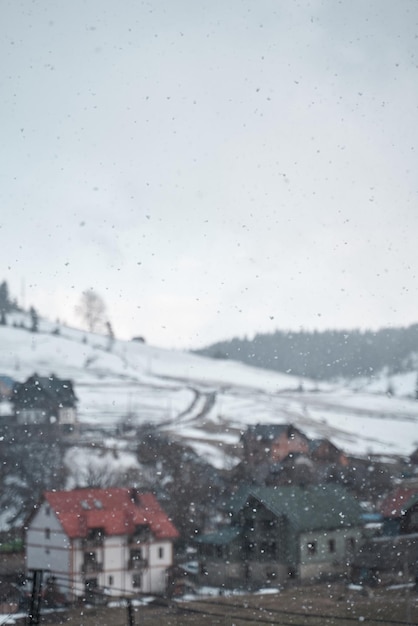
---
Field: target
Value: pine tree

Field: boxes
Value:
[29,306,39,332]
[106,320,115,351]
[0,281,10,314]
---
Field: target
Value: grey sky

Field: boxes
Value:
[1,0,418,348]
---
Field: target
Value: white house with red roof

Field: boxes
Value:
[25,488,179,600]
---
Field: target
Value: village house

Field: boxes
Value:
[240,424,348,486]
[309,438,348,466]
[350,533,418,587]
[266,452,316,486]
[241,424,310,467]
[196,484,364,589]
[26,488,179,600]
[378,484,418,536]
[12,373,78,427]
[348,482,418,587]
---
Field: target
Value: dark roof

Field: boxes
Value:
[243,423,305,441]
[13,374,77,407]
[225,485,256,514]
[241,484,364,532]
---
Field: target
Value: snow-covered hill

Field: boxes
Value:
[1,313,418,469]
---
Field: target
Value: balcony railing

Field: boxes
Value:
[128,558,148,571]
[81,561,103,574]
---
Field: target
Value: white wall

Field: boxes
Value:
[27,506,174,599]
[26,502,71,596]
[72,535,174,597]
[299,527,363,580]
[59,407,77,425]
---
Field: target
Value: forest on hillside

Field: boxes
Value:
[196,325,418,381]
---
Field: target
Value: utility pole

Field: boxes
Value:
[126,597,135,626]
[27,569,43,625]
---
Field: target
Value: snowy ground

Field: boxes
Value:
[1,314,418,472]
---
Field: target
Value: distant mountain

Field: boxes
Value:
[195,325,418,381]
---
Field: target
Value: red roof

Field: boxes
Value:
[44,488,179,540]
[379,486,418,519]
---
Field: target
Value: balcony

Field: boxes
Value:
[81,560,103,574]
[82,535,104,549]
[128,557,148,571]
[82,528,105,549]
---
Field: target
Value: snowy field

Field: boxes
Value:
[1,314,418,470]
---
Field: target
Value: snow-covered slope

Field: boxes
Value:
[1,314,418,469]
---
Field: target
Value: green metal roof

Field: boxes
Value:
[195,526,241,546]
[246,484,363,532]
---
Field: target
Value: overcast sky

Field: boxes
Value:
[1,0,418,349]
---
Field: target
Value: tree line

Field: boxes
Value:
[0,280,115,342]
[196,325,418,380]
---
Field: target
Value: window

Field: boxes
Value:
[129,548,148,570]
[261,518,277,531]
[345,537,356,554]
[130,548,142,562]
[45,528,50,540]
[85,578,98,602]
[108,575,113,586]
[85,528,104,546]
[45,506,50,517]
[130,525,150,544]
[307,541,317,555]
[158,546,164,559]
[132,573,142,588]
[328,539,336,553]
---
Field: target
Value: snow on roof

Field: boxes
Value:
[44,488,179,540]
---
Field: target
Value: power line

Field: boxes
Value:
[191,597,416,626]
[26,571,142,626]
[32,571,418,626]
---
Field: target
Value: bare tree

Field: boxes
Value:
[74,459,150,489]
[75,289,107,333]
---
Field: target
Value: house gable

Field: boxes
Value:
[242,423,310,465]
[197,484,363,588]
[12,373,78,425]
[26,500,70,578]
[26,488,179,599]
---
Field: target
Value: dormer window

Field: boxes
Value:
[130,525,150,544]
[83,528,105,547]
